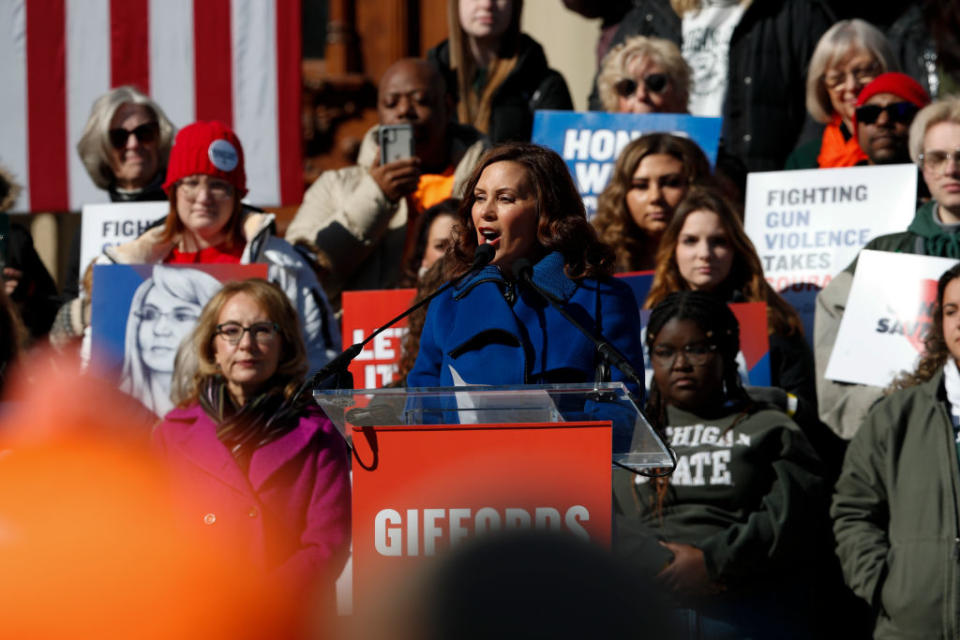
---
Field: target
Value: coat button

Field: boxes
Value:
[743,133,752,142]
[744,76,752,85]
[248,507,259,518]
[646,13,653,21]
[203,513,216,525]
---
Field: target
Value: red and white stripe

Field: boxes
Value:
[0,0,302,212]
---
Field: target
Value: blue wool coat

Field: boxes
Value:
[408,252,644,395]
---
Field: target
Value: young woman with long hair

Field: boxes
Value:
[644,186,815,407]
[593,134,711,273]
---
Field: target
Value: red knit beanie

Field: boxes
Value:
[853,73,931,136]
[162,121,247,196]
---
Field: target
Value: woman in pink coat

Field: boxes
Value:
[153,278,350,599]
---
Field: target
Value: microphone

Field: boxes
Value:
[294,244,497,399]
[510,258,645,391]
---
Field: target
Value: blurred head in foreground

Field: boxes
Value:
[351,530,674,640]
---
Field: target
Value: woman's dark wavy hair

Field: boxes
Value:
[643,291,753,514]
[449,143,614,280]
[593,133,712,273]
[889,262,960,391]
[399,198,460,287]
[645,186,804,337]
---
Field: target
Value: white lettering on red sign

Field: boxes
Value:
[373,506,591,556]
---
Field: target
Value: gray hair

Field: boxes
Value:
[805,19,899,124]
[76,86,176,190]
[597,35,690,113]
[909,97,960,164]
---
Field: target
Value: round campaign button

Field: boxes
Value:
[208,139,239,172]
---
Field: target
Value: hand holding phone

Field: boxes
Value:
[372,125,421,201]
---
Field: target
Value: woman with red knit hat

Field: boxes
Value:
[86,121,340,395]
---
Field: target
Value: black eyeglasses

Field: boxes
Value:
[108,122,160,149]
[614,73,669,98]
[215,321,280,346]
[855,102,919,126]
[650,342,718,367]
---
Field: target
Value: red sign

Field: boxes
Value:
[351,420,612,609]
[341,289,417,389]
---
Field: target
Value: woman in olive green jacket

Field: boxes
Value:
[832,262,960,639]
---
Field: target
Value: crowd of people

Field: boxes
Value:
[2,0,960,637]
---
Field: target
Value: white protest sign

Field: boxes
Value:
[79,201,168,276]
[744,164,917,340]
[825,250,957,387]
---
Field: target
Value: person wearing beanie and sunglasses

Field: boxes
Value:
[84,121,340,394]
[854,72,931,168]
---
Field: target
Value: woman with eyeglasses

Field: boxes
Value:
[154,278,350,604]
[597,36,690,114]
[786,20,899,170]
[427,0,573,143]
[614,290,826,637]
[592,134,712,272]
[86,121,340,379]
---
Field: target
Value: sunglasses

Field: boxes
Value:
[614,73,669,98]
[855,102,919,126]
[108,122,160,149]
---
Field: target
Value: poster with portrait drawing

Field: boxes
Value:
[90,263,268,417]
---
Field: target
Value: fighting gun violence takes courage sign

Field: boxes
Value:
[744,164,917,338]
[745,164,917,291]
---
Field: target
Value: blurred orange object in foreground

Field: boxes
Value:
[0,350,300,640]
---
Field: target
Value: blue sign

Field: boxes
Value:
[531,111,722,216]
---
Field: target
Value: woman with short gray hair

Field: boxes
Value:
[76,85,176,201]
[787,20,899,169]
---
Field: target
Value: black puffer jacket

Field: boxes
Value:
[427,33,573,144]
[589,0,834,173]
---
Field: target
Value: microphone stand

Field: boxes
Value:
[511,259,676,478]
[510,259,645,393]
[290,244,497,404]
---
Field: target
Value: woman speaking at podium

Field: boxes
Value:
[407,143,644,393]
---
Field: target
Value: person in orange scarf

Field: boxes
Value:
[785,20,899,170]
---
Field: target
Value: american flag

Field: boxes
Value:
[0,0,302,212]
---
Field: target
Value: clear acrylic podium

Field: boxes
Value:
[314,382,671,471]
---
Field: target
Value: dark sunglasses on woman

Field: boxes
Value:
[855,102,919,126]
[108,122,160,149]
[614,73,669,98]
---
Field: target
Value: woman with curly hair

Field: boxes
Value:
[644,186,816,409]
[408,142,643,392]
[615,290,825,637]
[832,262,960,638]
[593,134,711,273]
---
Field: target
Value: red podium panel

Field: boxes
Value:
[351,420,612,607]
